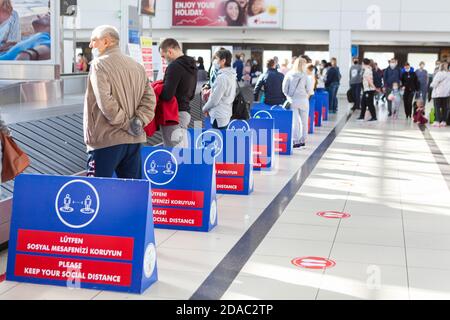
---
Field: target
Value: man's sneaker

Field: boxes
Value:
[293,144,302,149]
[388,112,392,117]
[440,122,447,127]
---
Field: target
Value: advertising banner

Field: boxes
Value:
[172,0,282,28]
[6,175,157,294]
[251,104,294,156]
[0,0,52,61]
[141,146,217,232]
[139,0,156,16]
[190,128,254,195]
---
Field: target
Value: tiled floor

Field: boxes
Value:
[224,102,450,300]
[0,101,349,300]
[2,99,450,300]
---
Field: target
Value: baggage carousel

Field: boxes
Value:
[0,84,254,247]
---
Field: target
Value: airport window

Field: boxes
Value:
[407,53,439,73]
[304,51,330,63]
[187,49,212,71]
[364,52,395,70]
[263,50,293,72]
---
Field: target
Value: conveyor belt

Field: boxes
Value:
[0,85,254,200]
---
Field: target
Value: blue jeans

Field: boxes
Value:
[416,86,428,102]
[327,83,340,112]
[87,143,142,179]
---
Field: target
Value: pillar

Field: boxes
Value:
[329,29,352,94]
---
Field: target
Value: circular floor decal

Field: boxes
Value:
[317,211,351,219]
[292,257,336,270]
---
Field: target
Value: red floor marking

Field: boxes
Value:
[317,211,351,219]
[292,257,336,270]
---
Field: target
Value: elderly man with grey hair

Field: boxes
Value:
[84,25,156,179]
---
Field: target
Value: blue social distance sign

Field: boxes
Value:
[141,146,217,232]
[226,119,276,171]
[251,103,294,155]
[6,175,157,294]
[204,118,276,171]
[309,95,316,134]
[190,128,254,196]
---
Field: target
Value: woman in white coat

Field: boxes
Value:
[430,62,450,127]
[282,57,314,148]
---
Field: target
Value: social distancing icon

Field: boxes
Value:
[55,180,100,229]
[144,149,178,186]
[80,196,95,215]
[60,194,74,213]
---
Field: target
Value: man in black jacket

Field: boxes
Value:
[325,58,341,113]
[401,62,420,119]
[254,59,285,106]
[159,38,198,147]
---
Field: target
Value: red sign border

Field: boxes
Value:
[316,211,351,219]
[291,256,336,270]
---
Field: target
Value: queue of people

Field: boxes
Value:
[349,56,450,126]
[251,54,323,148]
[2,27,450,187]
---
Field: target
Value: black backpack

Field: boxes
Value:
[347,89,354,103]
[232,82,250,120]
[373,71,383,89]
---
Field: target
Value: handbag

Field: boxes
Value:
[1,132,30,183]
[429,107,436,124]
[347,89,354,103]
[283,76,303,110]
[232,81,251,120]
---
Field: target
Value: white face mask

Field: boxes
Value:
[92,48,100,59]
[213,60,221,70]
